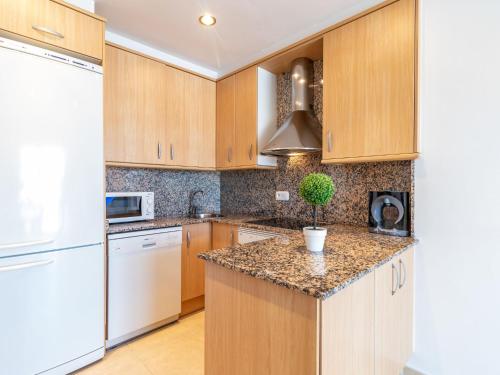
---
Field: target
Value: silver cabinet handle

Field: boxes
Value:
[186,231,191,248]
[142,242,157,248]
[227,147,232,162]
[248,144,253,160]
[170,144,174,160]
[399,259,407,289]
[391,263,400,295]
[157,143,162,159]
[0,239,53,251]
[230,228,234,245]
[327,130,333,153]
[32,25,64,39]
[0,259,54,273]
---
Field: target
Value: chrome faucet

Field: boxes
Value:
[189,190,204,216]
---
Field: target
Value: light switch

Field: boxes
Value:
[276,191,289,201]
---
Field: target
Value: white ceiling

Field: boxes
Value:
[95,0,384,78]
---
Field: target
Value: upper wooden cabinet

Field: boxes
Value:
[216,67,263,170]
[104,44,166,165]
[0,0,105,61]
[104,44,216,170]
[322,0,417,163]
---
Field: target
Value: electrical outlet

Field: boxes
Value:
[275,191,289,201]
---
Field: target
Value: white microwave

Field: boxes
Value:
[106,192,155,223]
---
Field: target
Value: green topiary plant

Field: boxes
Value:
[299,173,336,229]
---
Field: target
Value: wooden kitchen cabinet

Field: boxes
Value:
[104,44,166,165]
[165,67,216,169]
[375,247,414,375]
[183,73,216,169]
[181,223,212,315]
[322,0,417,164]
[216,76,236,168]
[104,44,216,169]
[216,67,260,169]
[0,0,105,61]
[212,223,238,249]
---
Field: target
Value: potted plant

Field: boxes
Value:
[299,173,336,252]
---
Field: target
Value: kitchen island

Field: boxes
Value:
[199,225,416,375]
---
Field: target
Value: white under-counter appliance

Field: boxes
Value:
[0,37,105,374]
[238,227,279,244]
[107,227,182,347]
[106,192,155,223]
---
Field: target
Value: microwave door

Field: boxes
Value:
[106,196,143,221]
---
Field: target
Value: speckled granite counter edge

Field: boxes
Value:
[199,237,418,300]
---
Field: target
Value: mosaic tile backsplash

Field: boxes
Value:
[221,59,414,226]
[106,167,220,217]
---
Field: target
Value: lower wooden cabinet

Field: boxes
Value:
[181,223,212,315]
[212,223,238,249]
[375,247,414,375]
[205,247,414,375]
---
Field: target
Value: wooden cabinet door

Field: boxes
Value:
[185,74,216,169]
[321,273,375,375]
[104,45,166,165]
[181,223,212,302]
[212,223,238,249]
[164,65,189,167]
[375,258,401,375]
[398,247,414,366]
[323,0,416,161]
[234,67,258,167]
[375,248,414,375]
[0,0,104,60]
[216,76,236,168]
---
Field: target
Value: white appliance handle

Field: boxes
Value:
[0,239,54,251]
[0,259,54,273]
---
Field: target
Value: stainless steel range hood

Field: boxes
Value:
[261,57,322,156]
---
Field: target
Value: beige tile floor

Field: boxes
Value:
[76,311,204,375]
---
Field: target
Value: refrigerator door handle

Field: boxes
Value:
[0,239,54,251]
[0,259,54,273]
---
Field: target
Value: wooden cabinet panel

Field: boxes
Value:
[104,45,166,165]
[234,67,258,167]
[323,0,416,162]
[216,76,236,168]
[212,223,238,249]
[164,65,188,166]
[398,247,414,366]
[321,273,375,375]
[0,0,104,60]
[181,223,212,302]
[205,262,318,375]
[184,74,216,169]
[375,247,414,375]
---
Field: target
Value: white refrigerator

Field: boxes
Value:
[0,37,105,374]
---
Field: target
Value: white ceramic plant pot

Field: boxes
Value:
[303,227,327,252]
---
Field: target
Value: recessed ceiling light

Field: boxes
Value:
[199,14,216,27]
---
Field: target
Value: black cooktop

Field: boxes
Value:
[246,217,321,230]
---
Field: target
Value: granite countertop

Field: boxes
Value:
[198,224,417,300]
[106,215,295,235]
[107,216,416,300]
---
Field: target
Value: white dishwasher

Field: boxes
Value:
[107,227,182,348]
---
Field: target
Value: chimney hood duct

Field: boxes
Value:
[261,57,322,156]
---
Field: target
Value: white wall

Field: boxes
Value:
[64,0,94,12]
[412,0,500,374]
[105,31,218,79]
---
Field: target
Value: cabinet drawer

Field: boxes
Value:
[0,0,104,60]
